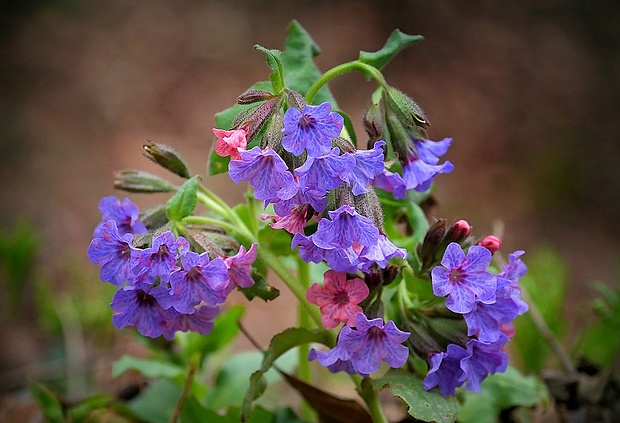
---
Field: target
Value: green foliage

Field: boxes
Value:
[30,383,65,423]
[254,45,285,94]
[359,30,424,70]
[457,367,549,423]
[166,176,199,221]
[372,369,457,423]
[511,247,568,373]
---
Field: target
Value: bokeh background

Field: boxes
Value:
[1,0,619,419]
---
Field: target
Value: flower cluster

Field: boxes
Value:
[423,242,528,395]
[87,196,257,340]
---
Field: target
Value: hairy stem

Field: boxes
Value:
[169,354,200,423]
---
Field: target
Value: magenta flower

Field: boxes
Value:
[223,243,257,294]
[282,102,344,157]
[212,128,247,161]
[306,270,370,329]
[431,242,497,313]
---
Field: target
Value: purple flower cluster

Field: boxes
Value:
[425,242,528,395]
[309,313,410,376]
[87,197,257,340]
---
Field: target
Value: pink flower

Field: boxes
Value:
[260,204,312,234]
[212,128,247,160]
[223,243,257,294]
[306,270,370,329]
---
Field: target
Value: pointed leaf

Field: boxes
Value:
[30,383,65,423]
[240,273,280,302]
[371,369,457,423]
[112,356,185,380]
[166,176,199,221]
[254,45,285,93]
[359,30,423,70]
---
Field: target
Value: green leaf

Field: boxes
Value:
[66,394,113,422]
[255,45,285,93]
[112,356,185,380]
[457,367,549,423]
[258,223,295,256]
[30,383,65,423]
[359,29,423,70]
[240,273,280,302]
[241,327,332,419]
[371,369,456,423]
[282,20,337,105]
[337,110,357,147]
[127,379,179,423]
[166,176,199,221]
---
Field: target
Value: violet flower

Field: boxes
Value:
[94,196,147,237]
[88,220,140,287]
[282,102,344,157]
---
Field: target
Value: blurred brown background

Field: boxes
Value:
[1,0,619,417]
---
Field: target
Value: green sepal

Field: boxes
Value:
[359,29,423,70]
[166,176,199,222]
[371,369,457,423]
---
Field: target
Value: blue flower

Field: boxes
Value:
[371,169,408,199]
[111,284,176,339]
[162,305,220,340]
[169,251,229,313]
[94,196,147,237]
[294,147,354,191]
[228,146,297,201]
[282,102,344,157]
[342,141,386,195]
[402,137,454,192]
[460,336,509,392]
[136,231,189,284]
[310,313,410,375]
[498,250,529,315]
[88,220,140,287]
[431,242,497,314]
[312,205,379,250]
[423,343,469,396]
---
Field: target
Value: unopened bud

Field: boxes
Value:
[237,88,274,105]
[114,170,176,193]
[362,101,385,142]
[354,188,384,231]
[386,87,429,129]
[232,97,280,142]
[477,235,502,253]
[333,136,356,153]
[143,142,191,178]
[184,228,240,258]
[261,111,284,150]
[140,205,169,230]
[418,218,447,264]
[285,89,307,110]
[445,219,471,244]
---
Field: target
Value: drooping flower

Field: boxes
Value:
[460,336,509,392]
[358,234,408,271]
[342,140,386,195]
[162,305,220,340]
[401,137,454,192]
[110,284,176,339]
[306,270,370,329]
[169,251,229,314]
[308,342,363,376]
[261,204,312,234]
[228,147,297,201]
[294,147,354,191]
[431,242,497,314]
[223,243,257,293]
[312,205,379,251]
[423,343,469,396]
[371,169,407,200]
[88,220,140,287]
[93,196,147,237]
[212,128,247,161]
[498,250,529,315]
[282,102,344,157]
[136,231,190,284]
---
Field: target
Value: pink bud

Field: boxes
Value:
[477,235,502,253]
[445,219,471,243]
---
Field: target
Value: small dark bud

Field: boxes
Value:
[477,235,502,254]
[233,97,280,142]
[381,265,400,286]
[285,89,307,110]
[143,142,191,179]
[417,218,447,269]
[333,136,356,153]
[237,88,274,105]
[261,111,284,150]
[445,219,471,244]
[364,269,383,290]
[386,87,429,129]
[114,170,176,193]
[362,101,385,142]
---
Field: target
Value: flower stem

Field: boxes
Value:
[305,60,389,104]
[358,376,389,423]
[169,353,200,423]
[296,258,316,421]
[180,215,254,245]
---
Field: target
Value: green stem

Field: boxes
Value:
[195,191,229,218]
[357,376,389,423]
[305,60,389,103]
[181,215,254,245]
[169,353,200,423]
[257,248,322,329]
[296,258,316,421]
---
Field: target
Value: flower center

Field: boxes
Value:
[118,242,132,260]
[335,291,350,306]
[367,326,385,341]
[448,268,463,284]
[186,267,203,282]
[135,289,156,307]
[299,115,316,130]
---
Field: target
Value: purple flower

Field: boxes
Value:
[270,177,328,216]
[223,243,257,293]
[282,102,344,157]
[162,305,220,340]
[310,313,409,375]
[371,169,407,199]
[498,250,529,315]
[423,343,469,396]
[342,141,386,195]
[228,147,297,201]
[463,278,520,342]
[94,196,147,237]
[460,336,509,392]
[136,231,189,284]
[88,220,140,287]
[358,234,407,270]
[111,284,175,339]
[169,251,229,313]
[308,344,363,376]
[402,137,454,192]
[312,205,379,250]
[431,243,497,314]
[294,147,354,191]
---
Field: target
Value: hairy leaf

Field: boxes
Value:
[359,30,423,70]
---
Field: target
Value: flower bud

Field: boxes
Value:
[232,97,280,142]
[417,218,447,268]
[114,170,176,193]
[386,87,429,129]
[354,188,384,231]
[444,219,471,244]
[237,88,274,105]
[285,88,307,111]
[140,205,169,230]
[143,142,191,178]
[477,235,502,253]
[261,111,284,150]
[400,318,442,360]
[362,101,385,143]
[184,228,240,257]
